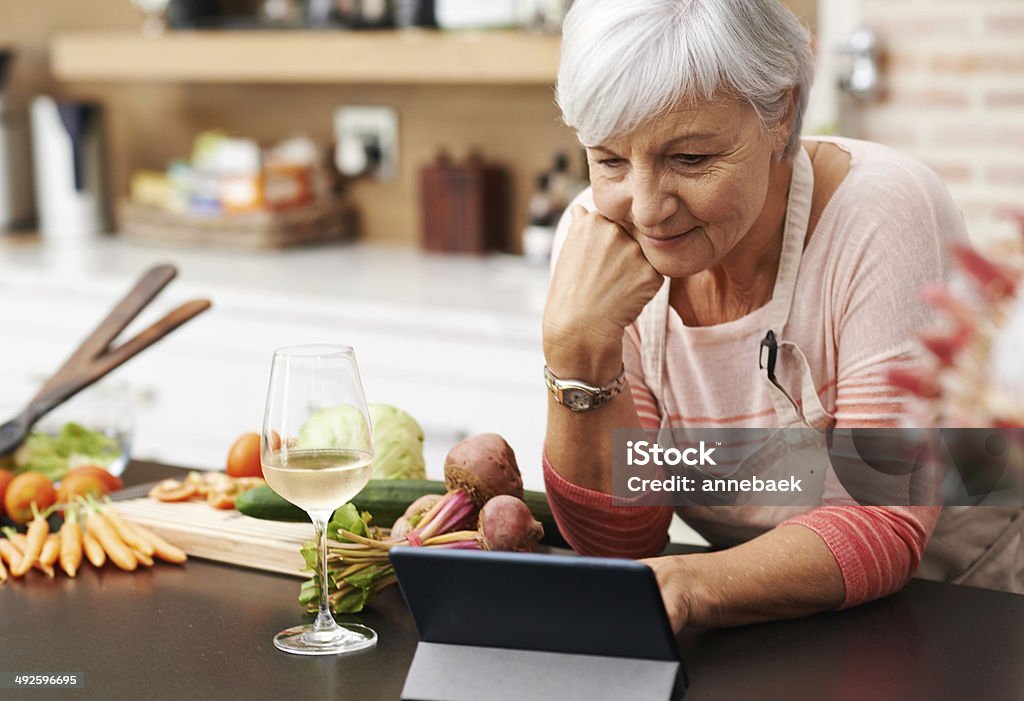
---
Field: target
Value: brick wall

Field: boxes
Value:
[859,0,1024,244]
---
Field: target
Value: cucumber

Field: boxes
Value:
[236,480,448,525]
[235,484,309,522]
[235,479,569,548]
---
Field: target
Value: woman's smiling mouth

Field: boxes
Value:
[640,227,699,247]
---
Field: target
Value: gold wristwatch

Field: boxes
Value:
[544,365,626,412]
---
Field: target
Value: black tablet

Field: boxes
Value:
[390,547,687,700]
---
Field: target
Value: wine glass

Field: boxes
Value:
[261,344,378,655]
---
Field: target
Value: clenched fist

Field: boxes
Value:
[543,205,664,383]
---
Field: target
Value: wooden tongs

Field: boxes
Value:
[0,264,211,456]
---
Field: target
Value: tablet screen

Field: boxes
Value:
[390,548,680,663]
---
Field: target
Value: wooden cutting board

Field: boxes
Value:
[112,496,314,578]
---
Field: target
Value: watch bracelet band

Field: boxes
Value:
[543,364,626,412]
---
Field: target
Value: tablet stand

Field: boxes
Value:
[401,642,682,700]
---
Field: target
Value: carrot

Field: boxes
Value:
[0,538,22,577]
[40,534,61,568]
[2,529,54,577]
[128,522,187,564]
[12,504,50,577]
[0,547,7,583]
[60,510,83,578]
[86,512,136,572]
[103,507,154,557]
[82,531,106,568]
[132,547,154,567]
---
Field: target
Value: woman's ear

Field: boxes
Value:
[772,87,799,159]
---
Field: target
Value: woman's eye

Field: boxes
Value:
[672,154,709,166]
[598,158,625,168]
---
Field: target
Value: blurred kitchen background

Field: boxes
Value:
[0,0,1021,494]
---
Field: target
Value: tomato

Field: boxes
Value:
[57,472,109,504]
[0,468,14,517]
[65,465,124,492]
[4,472,57,525]
[227,432,263,478]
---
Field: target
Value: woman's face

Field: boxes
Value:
[586,97,786,279]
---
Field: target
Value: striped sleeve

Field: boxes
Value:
[543,456,673,557]
[785,504,939,608]
[832,354,918,427]
[542,323,673,558]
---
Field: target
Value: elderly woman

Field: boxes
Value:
[542,0,969,631]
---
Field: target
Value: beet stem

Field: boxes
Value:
[426,541,481,550]
[423,530,478,545]
[414,490,473,540]
[410,491,456,532]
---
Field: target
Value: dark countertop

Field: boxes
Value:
[3,462,1024,700]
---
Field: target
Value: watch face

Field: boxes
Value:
[563,388,593,411]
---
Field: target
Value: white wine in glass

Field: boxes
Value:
[261,344,378,655]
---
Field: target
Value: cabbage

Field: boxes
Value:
[368,404,426,480]
[296,404,371,453]
[296,403,425,480]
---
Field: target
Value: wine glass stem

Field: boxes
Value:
[311,514,338,633]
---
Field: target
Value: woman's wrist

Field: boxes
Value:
[540,323,618,382]
[543,334,624,385]
[672,555,722,628]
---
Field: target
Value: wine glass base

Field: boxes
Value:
[273,623,377,656]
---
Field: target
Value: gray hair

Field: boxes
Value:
[557,0,815,158]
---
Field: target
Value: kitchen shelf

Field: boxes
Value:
[50,30,561,85]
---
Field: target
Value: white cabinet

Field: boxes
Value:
[0,240,550,490]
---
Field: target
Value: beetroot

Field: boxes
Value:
[391,494,443,539]
[444,433,524,508]
[477,495,544,552]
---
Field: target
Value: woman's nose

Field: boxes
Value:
[630,174,678,229]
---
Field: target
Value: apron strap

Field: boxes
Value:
[759,146,833,427]
[638,277,671,412]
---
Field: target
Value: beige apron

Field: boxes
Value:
[636,146,1024,593]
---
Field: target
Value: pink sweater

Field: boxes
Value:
[544,137,965,608]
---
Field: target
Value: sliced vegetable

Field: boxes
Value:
[148,479,199,502]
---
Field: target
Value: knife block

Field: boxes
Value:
[418,153,509,254]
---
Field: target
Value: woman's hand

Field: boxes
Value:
[642,555,695,633]
[543,206,664,381]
